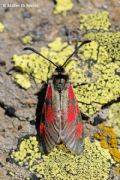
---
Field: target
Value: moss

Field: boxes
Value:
[10,136,114,179]
[79,11,111,30]
[0,22,5,32]
[22,35,33,45]
[54,0,74,15]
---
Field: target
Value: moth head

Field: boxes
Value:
[52,69,69,91]
[55,65,64,73]
[53,65,68,78]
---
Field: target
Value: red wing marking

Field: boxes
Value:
[75,123,83,139]
[40,122,45,136]
[66,104,75,123]
[45,84,55,123]
[46,105,54,123]
[46,85,52,100]
[66,84,76,123]
[69,84,75,100]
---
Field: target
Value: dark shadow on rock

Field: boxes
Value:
[35,83,48,154]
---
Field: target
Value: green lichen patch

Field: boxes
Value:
[12,73,31,89]
[74,32,120,116]
[54,0,74,15]
[21,35,33,45]
[84,32,120,61]
[12,37,74,88]
[94,124,120,158]
[0,22,5,32]
[107,102,120,136]
[11,32,120,116]
[48,37,67,51]
[79,11,111,30]
[10,136,114,180]
[11,136,41,167]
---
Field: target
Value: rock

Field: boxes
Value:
[22,11,32,18]
[5,106,16,117]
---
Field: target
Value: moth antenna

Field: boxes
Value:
[62,40,91,67]
[23,47,58,68]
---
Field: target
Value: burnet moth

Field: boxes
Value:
[24,40,91,154]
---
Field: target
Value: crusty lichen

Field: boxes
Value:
[94,124,120,164]
[11,136,114,179]
[12,30,120,116]
[11,136,41,167]
[21,35,33,45]
[75,32,120,116]
[79,11,111,30]
[54,0,74,15]
[0,22,5,32]
[12,73,31,89]
[12,37,74,88]
[106,102,120,136]
[114,166,120,174]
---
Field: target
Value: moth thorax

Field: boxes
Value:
[53,77,68,92]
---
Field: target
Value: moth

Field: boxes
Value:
[24,40,90,154]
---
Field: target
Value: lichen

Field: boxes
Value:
[12,37,74,88]
[11,136,41,167]
[54,0,74,15]
[21,35,33,45]
[107,102,120,136]
[79,11,111,30]
[114,166,120,174]
[11,31,120,116]
[48,37,67,51]
[0,22,5,32]
[75,32,120,116]
[94,124,120,164]
[12,73,31,89]
[10,136,114,180]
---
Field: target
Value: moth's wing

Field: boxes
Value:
[61,83,84,154]
[39,83,60,153]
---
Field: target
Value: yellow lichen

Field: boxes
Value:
[54,0,74,15]
[94,124,120,165]
[107,102,120,136]
[109,148,120,162]
[48,37,67,51]
[12,37,74,88]
[12,73,31,89]
[100,140,109,149]
[11,30,120,116]
[75,31,120,116]
[10,136,114,179]
[80,11,111,30]
[114,166,120,174]
[0,22,5,32]
[21,35,32,45]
